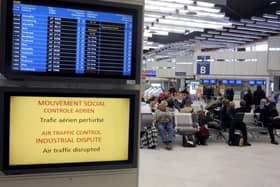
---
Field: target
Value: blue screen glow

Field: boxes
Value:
[12,2,133,77]
[221,80,228,84]
[256,80,265,85]
[236,80,243,85]
[203,79,210,84]
[210,80,216,84]
[229,80,235,84]
[248,80,256,85]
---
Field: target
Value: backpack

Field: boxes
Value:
[182,135,196,147]
[231,134,244,146]
[197,126,209,145]
[140,126,158,149]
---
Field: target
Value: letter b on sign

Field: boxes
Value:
[197,64,209,75]
[200,66,206,74]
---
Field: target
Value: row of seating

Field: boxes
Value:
[140,112,274,143]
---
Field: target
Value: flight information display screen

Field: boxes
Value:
[11,1,133,77]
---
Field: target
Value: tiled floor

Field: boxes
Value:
[139,137,280,187]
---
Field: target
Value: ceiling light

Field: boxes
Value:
[149,26,186,33]
[237,26,279,33]
[150,30,169,35]
[214,35,253,42]
[164,15,231,27]
[256,21,280,27]
[158,19,224,29]
[154,22,204,31]
[267,19,280,24]
[270,1,277,5]
[178,9,226,18]
[144,32,153,37]
[240,19,255,24]
[196,11,225,18]
[146,1,184,8]
[251,16,266,22]
[144,14,163,18]
[207,38,244,44]
[228,29,269,36]
[144,17,157,23]
[155,0,194,4]
[221,32,262,39]
[145,5,177,13]
[187,5,221,13]
[263,14,278,19]
[207,31,220,35]
[202,41,233,46]
[231,21,244,26]
[196,1,215,7]
[246,23,280,30]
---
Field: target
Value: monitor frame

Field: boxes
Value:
[0,87,139,175]
[0,0,143,84]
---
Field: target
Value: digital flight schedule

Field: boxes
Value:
[12,2,133,76]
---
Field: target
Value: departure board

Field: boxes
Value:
[12,2,133,77]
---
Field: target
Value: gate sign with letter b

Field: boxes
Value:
[197,56,210,75]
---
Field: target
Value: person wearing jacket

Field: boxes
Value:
[253,85,266,106]
[154,100,174,150]
[243,89,253,111]
[222,101,250,146]
[256,99,279,145]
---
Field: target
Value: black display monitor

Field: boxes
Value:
[228,80,235,84]
[0,0,142,82]
[209,80,216,84]
[0,87,139,174]
[256,80,265,85]
[248,80,256,85]
[236,80,243,85]
[221,80,229,85]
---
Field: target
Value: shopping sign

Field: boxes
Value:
[197,56,211,75]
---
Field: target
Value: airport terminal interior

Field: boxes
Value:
[140,0,280,186]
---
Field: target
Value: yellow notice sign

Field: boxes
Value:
[9,96,130,165]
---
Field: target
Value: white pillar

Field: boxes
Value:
[274,76,280,92]
[266,77,271,97]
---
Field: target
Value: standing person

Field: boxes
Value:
[224,88,234,101]
[253,85,266,106]
[203,86,207,103]
[228,88,234,101]
[154,101,174,150]
[243,88,253,111]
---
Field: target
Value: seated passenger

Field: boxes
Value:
[257,99,280,145]
[226,102,251,146]
[180,99,194,113]
[166,97,176,112]
[149,96,158,113]
[154,101,174,150]
[235,100,251,113]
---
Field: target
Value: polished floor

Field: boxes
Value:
[139,136,280,187]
